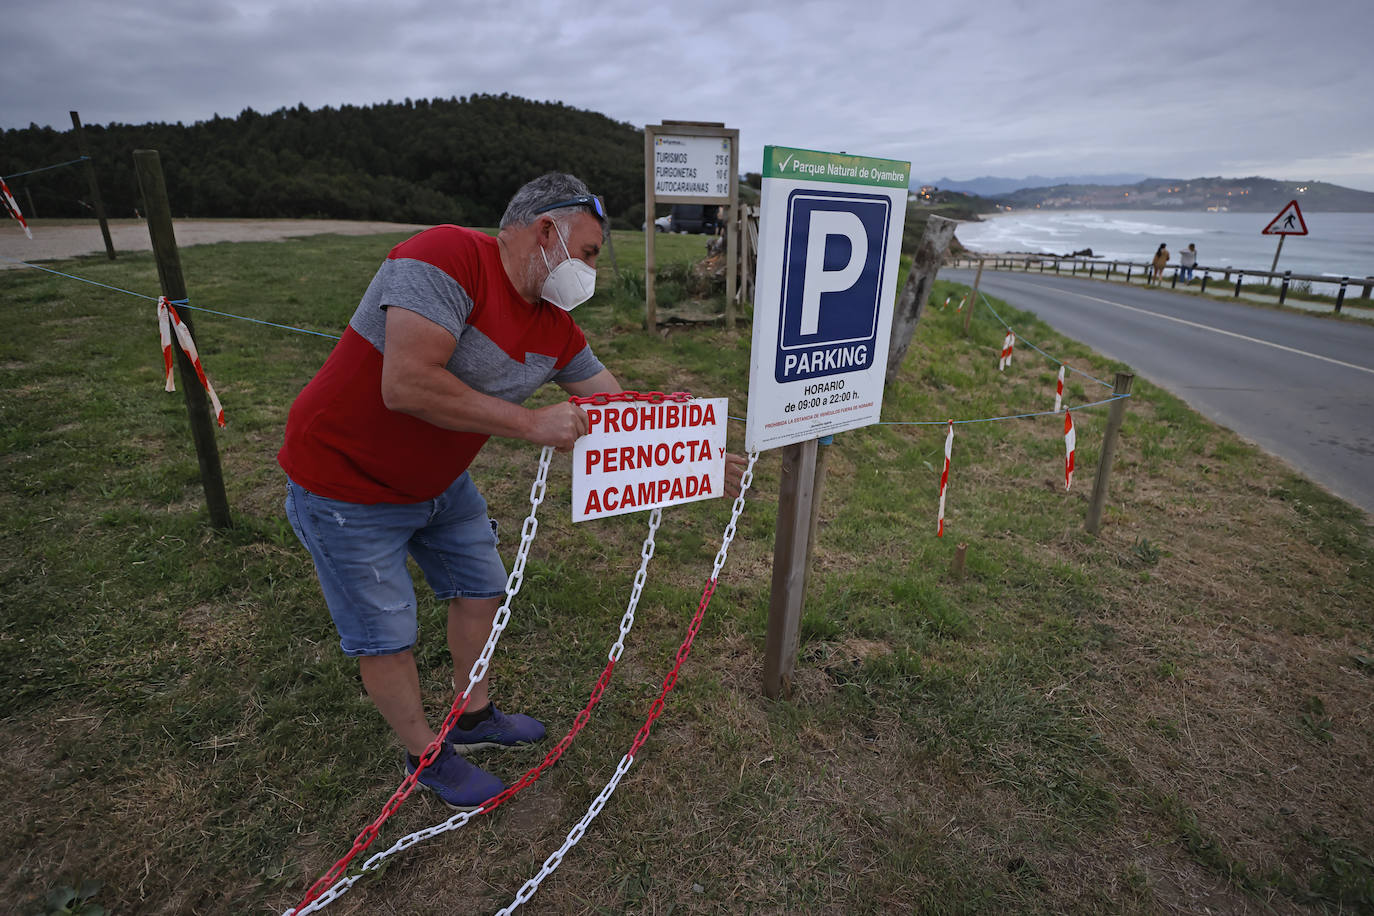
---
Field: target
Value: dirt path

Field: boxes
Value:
[1,218,429,268]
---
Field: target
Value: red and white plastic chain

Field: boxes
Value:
[567,389,693,406]
[286,391,698,915]
[496,450,759,915]
[292,505,666,914]
[286,447,554,916]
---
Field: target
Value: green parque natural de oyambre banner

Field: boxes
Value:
[763,145,911,189]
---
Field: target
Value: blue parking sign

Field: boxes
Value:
[775,189,892,383]
[745,145,910,454]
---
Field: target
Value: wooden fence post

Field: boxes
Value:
[737,206,752,311]
[134,149,232,530]
[763,439,818,699]
[643,131,657,331]
[950,543,967,580]
[725,199,737,329]
[1085,372,1133,536]
[963,257,984,337]
[70,111,116,261]
[799,436,833,609]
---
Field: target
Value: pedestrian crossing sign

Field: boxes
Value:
[1262,200,1308,236]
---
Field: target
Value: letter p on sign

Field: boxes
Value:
[799,210,867,334]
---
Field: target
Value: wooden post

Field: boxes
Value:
[886,215,956,383]
[643,130,657,331]
[950,543,967,580]
[799,436,832,606]
[763,439,818,699]
[725,200,738,328]
[1085,372,1133,536]
[603,215,618,276]
[70,111,116,261]
[963,257,984,337]
[134,149,232,530]
[24,186,37,218]
[738,206,752,311]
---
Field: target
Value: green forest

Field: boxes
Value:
[1,95,649,228]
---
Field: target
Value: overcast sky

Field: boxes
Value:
[5,0,1372,190]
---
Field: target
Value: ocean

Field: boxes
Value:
[955,210,1374,279]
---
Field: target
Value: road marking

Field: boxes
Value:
[1014,281,1374,377]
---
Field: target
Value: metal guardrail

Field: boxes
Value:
[949,255,1374,313]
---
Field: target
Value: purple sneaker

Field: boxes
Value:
[444,705,546,752]
[405,743,504,810]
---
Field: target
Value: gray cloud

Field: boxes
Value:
[4,0,1371,189]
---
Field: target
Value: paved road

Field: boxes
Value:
[946,269,1374,516]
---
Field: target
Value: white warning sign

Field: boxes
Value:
[572,398,728,522]
[1262,199,1308,236]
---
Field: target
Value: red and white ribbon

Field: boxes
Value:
[158,297,225,427]
[955,294,965,313]
[1054,365,1065,412]
[1,178,32,239]
[937,419,953,537]
[999,331,1015,371]
[941,295,950,311]
[1063,410,1076,490]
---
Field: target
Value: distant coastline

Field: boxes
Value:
[914,175,1374,214]
[954,210,1374,278]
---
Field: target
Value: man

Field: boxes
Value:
[279,173,638,809]
[1180,242,1197,283]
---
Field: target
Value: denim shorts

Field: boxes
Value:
[284,472,508,657]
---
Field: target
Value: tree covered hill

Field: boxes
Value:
[995,176,1374,212]
[1,95,648,227]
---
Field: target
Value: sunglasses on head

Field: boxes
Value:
[533,195,606,220]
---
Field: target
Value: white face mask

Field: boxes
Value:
[539,221,597,311]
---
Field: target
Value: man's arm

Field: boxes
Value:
[558,367,622,399]
[379,306,588,450]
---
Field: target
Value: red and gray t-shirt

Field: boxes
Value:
[278,225,604,503]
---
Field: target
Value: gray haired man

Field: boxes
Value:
[279,173,623,807]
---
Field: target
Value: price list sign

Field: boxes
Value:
[652,134,733,199]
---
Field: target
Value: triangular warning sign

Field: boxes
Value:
[1262,199,1308,236]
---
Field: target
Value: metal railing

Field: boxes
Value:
[948,255,1374,313]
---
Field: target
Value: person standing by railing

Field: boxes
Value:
[1149,243,1169,285]
[1180,243,1197,283]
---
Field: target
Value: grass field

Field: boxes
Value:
[2,228,1372,915]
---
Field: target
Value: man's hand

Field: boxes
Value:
[526,401,589,451]
[723,452,748,499]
